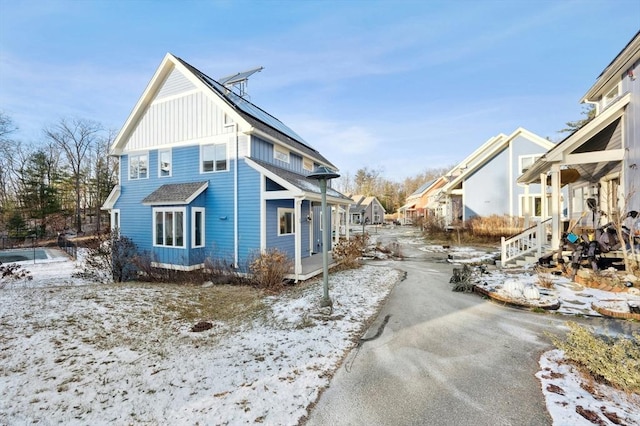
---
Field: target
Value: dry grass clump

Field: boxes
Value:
[550,321,640,393]
[534,267,555,289]
[155,284,265,324]
[467,215,525,238]
[333,234,368,269]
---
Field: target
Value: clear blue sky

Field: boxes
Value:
[1,0,638,182]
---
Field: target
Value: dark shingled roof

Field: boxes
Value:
[142,181,209,205]
[174,56,336,169]
[248,158,350,201]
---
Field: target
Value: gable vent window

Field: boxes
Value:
[303,159,313,171]
[201,143,228,172]
[603,85,619,108]
[129,153,148,180]
[519,155,541,174]
[274,146,290,163]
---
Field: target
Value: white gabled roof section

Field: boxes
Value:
[110,53,249,156]
[442,127,553,194]
[582,31,640,103]
[101,185,121,210]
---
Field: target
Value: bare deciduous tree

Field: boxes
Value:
[45,118,102,232]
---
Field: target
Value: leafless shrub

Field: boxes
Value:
[333,234,368,269]
[0,262,33,289]
[248,248,292,290]
[535,266,555,289]
[73,230,138,283]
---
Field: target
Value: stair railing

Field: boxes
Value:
[501,218,552,266]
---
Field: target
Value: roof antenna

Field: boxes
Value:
[218,66,264,99]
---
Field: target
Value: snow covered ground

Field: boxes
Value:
[1,243,639,425]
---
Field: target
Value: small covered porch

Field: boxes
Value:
[504,93,634,266]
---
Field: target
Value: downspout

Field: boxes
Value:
[550,164,561,250]
[509,141,513,217]
[234,124,239,268]
[294,197,303,279]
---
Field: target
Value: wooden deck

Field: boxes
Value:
[285,253,338,281]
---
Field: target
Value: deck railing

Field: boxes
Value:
[501,218,551,266]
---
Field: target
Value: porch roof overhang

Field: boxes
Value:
[518,92,630,185]
[142,181,209,206]
[245,157,350,204]
[398,202,416,212]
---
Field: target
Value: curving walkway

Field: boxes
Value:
[305,227,637,426]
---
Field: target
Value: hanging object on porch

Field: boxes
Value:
[546,168,580,187]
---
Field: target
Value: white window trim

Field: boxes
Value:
[518,154,541,175]
[153,207,186,248]
[129,152,149,180]
[200,142,228,173]
[274,146,290,163]
[278,207,295,236]
[191,207,205,248]
[603,83,620,108]
[158,148,172,178]
[111,209,120,233]
[519,194,543,217]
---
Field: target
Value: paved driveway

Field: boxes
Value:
[305,227,635,426]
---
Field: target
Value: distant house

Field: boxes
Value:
[348,195,385,225]
[398,177,448,224]
[433,128,555,226]
[102,53,351,280]
[509,31,640,266]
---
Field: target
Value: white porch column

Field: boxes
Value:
[550,165,561,250]
[332,206,339,247]
[294,197,302,277]
[523,183,530,228]
[345,203,350,240]
[540,173,547,222]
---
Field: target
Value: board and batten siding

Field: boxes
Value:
[251,137,310,175]
[125,68,236,153]
[156,66,197,100]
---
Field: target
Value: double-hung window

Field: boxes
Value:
[129,153,148,179]
[159,149,171,177]
[153,207,185,248]
[201,143,227,172]
[278,208,295,235]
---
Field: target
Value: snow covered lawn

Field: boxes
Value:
[0,252,402,425]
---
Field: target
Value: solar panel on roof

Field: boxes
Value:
[199,74,310,147]
[218,67,264,86]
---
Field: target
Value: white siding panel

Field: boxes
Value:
[157,67,196,99]
[126,92,224,150]
[238,135,249,157]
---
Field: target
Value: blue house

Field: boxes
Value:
[102,53,350,280]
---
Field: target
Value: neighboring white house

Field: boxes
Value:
[432,127,555,226]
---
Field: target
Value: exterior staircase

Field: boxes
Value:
[500,218,552,268]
